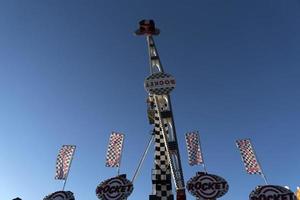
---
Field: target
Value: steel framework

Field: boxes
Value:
[136,20,186,200]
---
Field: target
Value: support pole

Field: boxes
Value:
[117,135,125,176]
[202,163,208,174]
[197,131,207,173]
[132,132,154,183]
[261,173,268,185]
[62,179,67,191]
[117,166,120,176]
[250,139,268,185]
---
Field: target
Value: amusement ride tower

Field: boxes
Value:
[135,20,186,200]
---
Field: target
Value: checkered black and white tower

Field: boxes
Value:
[135,20,187,200]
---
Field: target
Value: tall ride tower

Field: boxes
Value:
[135,20,186,200]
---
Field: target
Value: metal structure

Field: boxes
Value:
[136,20,186,200]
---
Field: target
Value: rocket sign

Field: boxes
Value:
[187,172,229,199]
[144,72,176,95]
[43,191,75,200]
[249,185,296,200]
[96,174,133,200]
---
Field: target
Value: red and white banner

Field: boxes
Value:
[236,139,262,175]
[105,132,124,167]
[185,131,204,166]
[55,145,76,180]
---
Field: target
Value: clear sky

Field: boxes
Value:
[0,0,299,199]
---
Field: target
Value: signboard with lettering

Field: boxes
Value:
[96,174,134,200]
[43,191,75,200]
[187,172,229,199]
[249,185,296,200]
[144,72,176,95]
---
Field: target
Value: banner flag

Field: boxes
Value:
[236,139,262,175]
[105,132,125,167]
[55,145,76,180]
[185,131,204,166]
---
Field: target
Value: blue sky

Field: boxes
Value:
[0,0,299,199]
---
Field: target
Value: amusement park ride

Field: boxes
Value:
[42,20,297,200]
[135,19,186,200]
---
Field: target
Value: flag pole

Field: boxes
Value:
[202,163,208,174]
[117,135,125,176]
[261,173,268,185]
[117,166,120,176]
[62,178,67,191]
[62,146,76,191]
[117,153,122,176]
[197,131,207,173]
[249,139,268,185]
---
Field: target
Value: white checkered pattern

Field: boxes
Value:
[55,145,76,180]
[145,72,175,95]
[105,132,124,167]
[145,36,185,200]
[236,139,262,174]
[185,132,204,166]
[150,98,174,200]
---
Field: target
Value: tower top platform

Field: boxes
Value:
[135,20,160,36]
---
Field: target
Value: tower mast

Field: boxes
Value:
[136,20,186,200]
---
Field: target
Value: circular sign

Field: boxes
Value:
[187,172,229,199]
[249,185,296,200]
[96,174,134,200]
[43,191,75,200]
[144,72,176,95]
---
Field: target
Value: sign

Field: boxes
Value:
[144,72,176,95]
[96,174,134,200]
[43,191,75,200]
[249,185,296,200]
[187,172,229,199]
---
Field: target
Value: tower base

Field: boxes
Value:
[149,195,174,200]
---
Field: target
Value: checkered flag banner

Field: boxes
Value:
[55,145,76,180]
[105,132,125,167]
[236,139,262,175]
[185,131,204,166]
